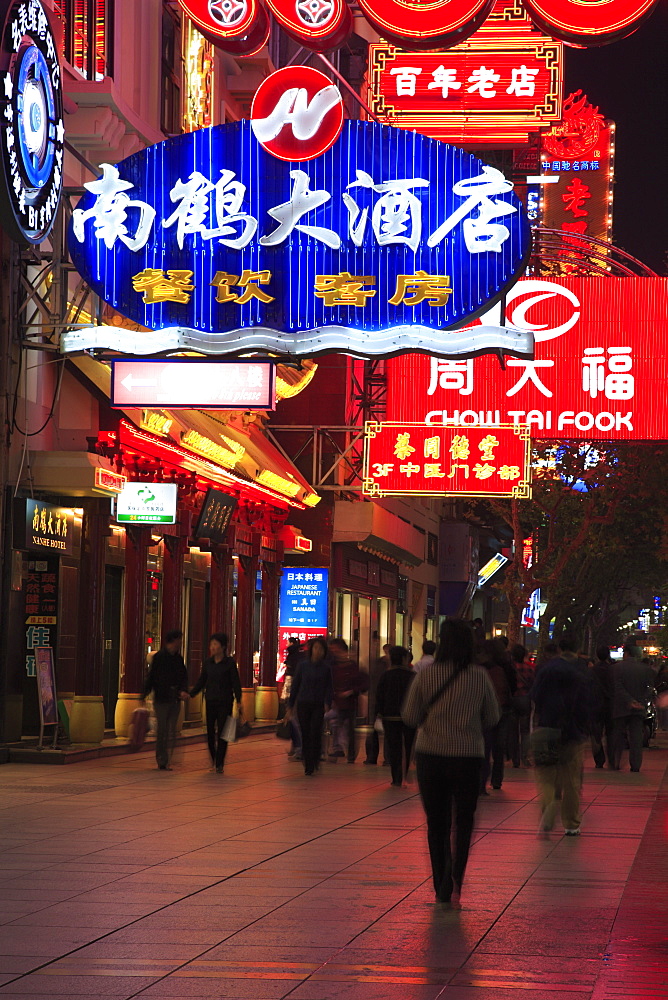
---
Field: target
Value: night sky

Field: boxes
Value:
[564,0,668,272]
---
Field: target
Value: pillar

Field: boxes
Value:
[114,526,150,736]
[70,503,109,744]
[209,545,233,638]
[236,548,258,722]
[162,533,187,635]
[256,561,281,723]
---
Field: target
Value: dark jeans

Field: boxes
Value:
[482,711,510,789]
[612,714,644,771]
[590,713,614,767]
[365,728,380,763]
[383,720,415,785]
[416,753,482,902]
[154,700,179,768]
[335,706,357,761]
[508,695,531,766]
[205,699,232,768]
[297,701,325,774]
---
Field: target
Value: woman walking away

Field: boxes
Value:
[289,638,333,776]
[375,646,415,787]
[190,633,242,773]
[403,619,499,908]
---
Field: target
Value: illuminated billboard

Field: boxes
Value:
[363,422,531,498]
[386,277,668,441]
[111,360,275,410]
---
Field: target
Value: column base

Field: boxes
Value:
[255,686,279,723]
[69,695,105,745]
[241,687,256,724]
[115,692,143,738]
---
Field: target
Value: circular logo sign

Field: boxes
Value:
[251,66,344,162]
[0,0,64,246]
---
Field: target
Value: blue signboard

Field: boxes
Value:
[66,120,531,360]
[279,568,329,629]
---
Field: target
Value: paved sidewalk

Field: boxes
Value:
[0,732,666,1000]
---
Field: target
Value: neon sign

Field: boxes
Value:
[177,0,660,53]
[250,66,343,162]
[65,119,530,361]
[0,0,64,245]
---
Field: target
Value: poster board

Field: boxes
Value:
[34,646,58,747]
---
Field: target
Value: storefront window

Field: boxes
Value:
[54,0,113,81]
[378,597,390,649]
[336,591,353,644]
[146,570,162,659]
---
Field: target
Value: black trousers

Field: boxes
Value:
[590,713,614,767]
[297,701,325,774]
[416,753,482,902]
[383,720,415,785]
[206,699,232,768]
[482,711,510,789]
[154,701,179,768]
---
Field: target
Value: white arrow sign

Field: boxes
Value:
[121,373,158,391]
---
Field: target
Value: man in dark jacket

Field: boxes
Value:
[190,632,242,773]
[375,646,415,787]
[590,646,614,768]
[531,637,591,835]
[611,643,654,772]
[143,629,189,770]
[329,638,369,763]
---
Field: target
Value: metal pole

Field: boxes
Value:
[314,51,382,124]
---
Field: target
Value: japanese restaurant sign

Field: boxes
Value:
[367,29,562,146]
[385,277,668,441]
[65,119,530,361]
[363,422,531,498]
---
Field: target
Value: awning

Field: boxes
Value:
[70,357,320,509]
[332,501,424,567]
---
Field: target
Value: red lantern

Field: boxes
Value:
[177,0,270,56]
[523,0,659,46]
[356,0,496,50]
[264,0,353,52]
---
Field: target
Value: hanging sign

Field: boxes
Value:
[363,422,531,498]
[0,0,64,245]
[176,0,270,56]
[263,0,352,52]
[385,276,668,442]
[250,66,344,162]
[111,359,275,409]
[116,483,178,524]
[65,119,530,361]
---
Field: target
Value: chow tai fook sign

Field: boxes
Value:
[363,422,531,499]
[385,277,668,441]
[64,117,530,362]
[111,360,275,409]
[176,0,660,52]
[367,11,563,147]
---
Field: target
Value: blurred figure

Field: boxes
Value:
[289,638,334,776]
[190,633,242,773]
[328,638,368,763]
[531,636,590,836]
[590,645,614,769]
[375,646,415,787]
[472,618,485,648]
[655,661,668,731]
[365,644,390,765]
[403,619,499,906]
[535,642,558,674]
[611,643,655,772]
[282,637,303,761]
[508,644,534,768]
[142,629,189,771]
[414,640,437,674]
[479,638,517,793]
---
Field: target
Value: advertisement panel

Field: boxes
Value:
[65,119,530,361]
[111,360,275,409]
[279,568,329,666]
[363,422,531,498]
[116,483,178,524]
[385,277,668,441]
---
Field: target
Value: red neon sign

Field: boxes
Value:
[363,422,532,498]
[264,0,352,52]
[367,30,562,146]
[178,0,660,53]
[250,66,344,162]
[385,278,668,442]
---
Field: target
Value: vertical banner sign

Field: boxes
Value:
[278,568,329,665]
[363,422,531,498]
[0,0,64,245]
[24,556,58,678]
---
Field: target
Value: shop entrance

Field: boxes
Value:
[102,567,123,728]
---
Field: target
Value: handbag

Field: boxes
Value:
[221,715,237,743]
[276,717,292,740]
[529,726,562,767]
[374,716,384,733]
[236,720,251,738]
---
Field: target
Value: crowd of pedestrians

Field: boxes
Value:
[141,620,662,909]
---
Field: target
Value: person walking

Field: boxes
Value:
[289,637,334,776]
[402,619,499,907]
[590,645,614,768]
[375,646,415,787]
[190,633,242,773]
[611,643,655,772]
[479,638,517,792]
[508,644,534,768]
[142,629,189,770]
[530,637,591,836]
[365,644,390,765]
[413,640,436,674]
[328,638,368,763]
[282,638,303,761]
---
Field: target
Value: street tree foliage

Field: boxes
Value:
[463,442,668,650]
